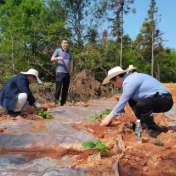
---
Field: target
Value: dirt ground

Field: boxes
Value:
[0,83,176,176]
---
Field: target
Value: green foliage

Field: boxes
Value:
[0,0,68,79]
[102,109,111,115]
[38,109,53,119]
[82,140,109,153]
[0,0,176,85]
[82,141,96,149]
[87,113,103,121]
[87,109,111,121]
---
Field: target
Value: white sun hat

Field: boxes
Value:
[20,69,42,83]
[126,65,136,73]
[102,66,127,85]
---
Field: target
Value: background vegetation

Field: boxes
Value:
[0,0,176,90]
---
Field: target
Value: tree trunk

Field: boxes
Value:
[10,33,14,74]
[120,7,123,67]
[157,61,160,81]
[151,31,154,77]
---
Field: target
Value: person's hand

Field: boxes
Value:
[100,117,112,126]
[57,57,64,61]
[34,102,41,108]
[100,112,116,126]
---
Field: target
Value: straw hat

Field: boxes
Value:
[21,69,42,83]
[102,66,127,84]
[127,65,136,70]
[126,65,136,73]
[128,65,136,70]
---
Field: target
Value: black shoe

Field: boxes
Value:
[146,129,160,138]
[142,122,148,130]
[130,121,148,131]
[142,114,160,138]
[8,110,21,117]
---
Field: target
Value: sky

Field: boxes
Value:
[101,0,176,49]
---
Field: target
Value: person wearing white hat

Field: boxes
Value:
[0,69,42,117]
[126,65,137,73]
[100,66,173,138]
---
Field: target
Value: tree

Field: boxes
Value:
[135,0,164,78]
[62,0,108,49]
[0,0,68,80]
[108,0,136,67]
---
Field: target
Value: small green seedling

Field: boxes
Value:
[38,109,53,119]
[87,109,111,121]
[87,113,103,121]
[102,109,111,115]
[82,140,109,155]
[56,97,61,105]
[71,100,75,105]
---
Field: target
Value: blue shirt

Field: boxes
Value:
[53,48,72,73]
[112,72,169,116]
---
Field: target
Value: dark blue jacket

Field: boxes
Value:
[0,74,35,110]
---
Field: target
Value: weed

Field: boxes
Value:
[38,109,53,119]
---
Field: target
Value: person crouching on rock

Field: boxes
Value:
[100,66,173,138]
[0,69,42,117]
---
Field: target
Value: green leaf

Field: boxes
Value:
[102,109,111,115]
[103,148,109,153]
[46,115,53,119]
[87,116,95,121]
[94,113,99,118]
[95,140,103,148]
[82,141,96,149]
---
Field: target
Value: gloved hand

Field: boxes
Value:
[34,102,41,108]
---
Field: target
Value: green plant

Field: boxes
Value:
[82,140,109,155]
[71,100,75,105]
[84,94,90,101]
[102,109,111,115]
[87,113,103,121]
[38,109,53,119]
[87,109,111,121]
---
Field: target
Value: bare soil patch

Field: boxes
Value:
[0,83,176,175]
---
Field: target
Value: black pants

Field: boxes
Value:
[129,93,173,116]
[55,73,70,105]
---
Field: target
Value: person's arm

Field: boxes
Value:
[100,112,116,126]
[50,49,64,62]
[51,56,64,62]
[100,80,140,126]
